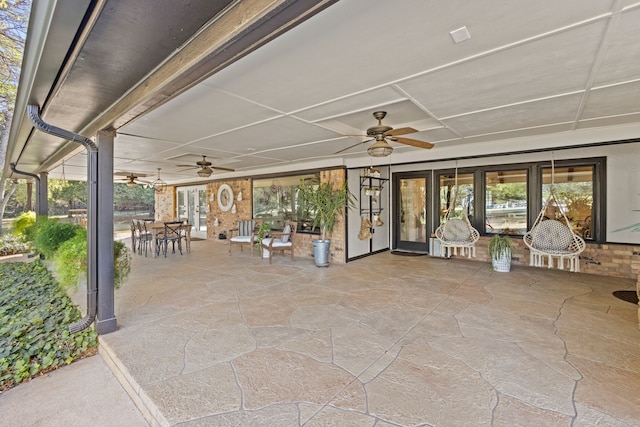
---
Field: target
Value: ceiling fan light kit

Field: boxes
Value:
[197,167,212,178]
[336,111,433,157]
[367,139,394,157]
[177,155,234,178]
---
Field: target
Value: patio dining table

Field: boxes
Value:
[149,222,192,257]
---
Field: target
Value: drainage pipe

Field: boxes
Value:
[27,105,98,333]
[9,163,44,217]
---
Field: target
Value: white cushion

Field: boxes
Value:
[262,238,292,248]
[230,236,254,243]
[531,220,572,251]
[442,218,471,242]
[281,225,292,243]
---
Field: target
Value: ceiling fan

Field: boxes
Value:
[336,111,434,157]
[176,155,235,178]
[115,172,151,187]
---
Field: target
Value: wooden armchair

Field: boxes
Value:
[229,219,263,255]
[260,221,297,264]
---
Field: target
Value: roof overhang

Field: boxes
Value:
[5,0,338,179]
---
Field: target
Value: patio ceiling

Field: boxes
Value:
[6,0,640,184]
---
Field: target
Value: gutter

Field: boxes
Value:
[27,105,98,333]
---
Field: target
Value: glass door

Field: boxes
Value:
[177,185,208,239]
[394,175,429,252]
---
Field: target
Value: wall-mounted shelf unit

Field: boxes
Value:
[360,175,389,229]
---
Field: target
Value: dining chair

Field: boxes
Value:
[158,221,185,257]
[136,220,153,257]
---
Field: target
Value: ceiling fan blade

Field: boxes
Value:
[385,127,418,137]
[334,138,374,154]
[212,166,235,172]
[392,137,434,149]
[176,164,198,168]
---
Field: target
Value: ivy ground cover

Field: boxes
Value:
[0,260,98,391]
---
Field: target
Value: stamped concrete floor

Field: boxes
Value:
[101,240,640,426]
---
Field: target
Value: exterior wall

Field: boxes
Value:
[206,178,252,240]
[202,168,348,264]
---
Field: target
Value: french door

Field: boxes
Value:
[176,185,207,239]
[393,173,430,252]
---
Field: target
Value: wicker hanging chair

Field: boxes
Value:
[435,169,479,258]
[523,161,585,272]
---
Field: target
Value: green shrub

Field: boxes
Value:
[54,230,131,290]
[12,211,36,237]
[53,230,87,290]
[0,261,98,391]
[114,241,131,290]
[32,219,81,259]
[0,234,30,256]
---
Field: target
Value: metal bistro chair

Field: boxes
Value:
[135,220,154,257]
[157,221,185,257]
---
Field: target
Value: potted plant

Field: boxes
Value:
[297,180,355,267]
[488,234,514,272]
[255,222,271,257]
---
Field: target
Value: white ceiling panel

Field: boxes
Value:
[317,100,432,133]
[121,84,282,143]
[114,134,183,160]
[578,112,640,129]
[398,22,606,119]
[190,116,342,153]
[581,81,640,119]
[593,6,640,86]
[442,94,583,136]
[293,87,407,122]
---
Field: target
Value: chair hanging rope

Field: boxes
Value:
[435,162,479,258]
[523,154,586,272]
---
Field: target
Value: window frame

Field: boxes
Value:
[433,157,606,242]
[251,170,322,233]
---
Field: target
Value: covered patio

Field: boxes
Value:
[99,239,640,426]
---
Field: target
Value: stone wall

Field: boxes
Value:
[206,178,253,240]
[202,169,348,264]
[154,187,175,221]
[471,235,640,280]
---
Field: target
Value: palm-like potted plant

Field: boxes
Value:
[297,180,355,266]
[488,234,514,272]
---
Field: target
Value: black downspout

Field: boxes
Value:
[27,105,98,333]
[9,163,42,216]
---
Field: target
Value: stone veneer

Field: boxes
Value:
[154,187,176,222]
[473,236,640,280]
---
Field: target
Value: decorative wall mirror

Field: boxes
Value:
[217,184,234,211]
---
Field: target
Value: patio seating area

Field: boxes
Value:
[100,239,640,426]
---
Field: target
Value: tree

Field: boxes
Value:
[48,179,88,214]
[0,1,31,232]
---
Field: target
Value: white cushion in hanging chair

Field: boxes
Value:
[531,219,572,251]
[442,218,473,242]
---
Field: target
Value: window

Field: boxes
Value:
[432,158,604,241]
[439,172,474,223]
[541,165,594,240]
[252,173,319,231]
[485,169,527,235]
